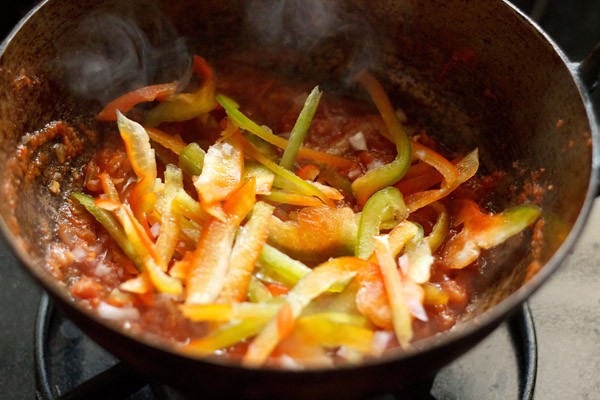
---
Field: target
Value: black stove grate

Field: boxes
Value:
[33,294,537,400]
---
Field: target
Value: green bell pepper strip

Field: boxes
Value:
[355,187,408,259]
[178,142,205,177]
[279,86,322,170]
[71,192,141,270]
[425,202,450,252]
[257,243,312,287]
[351,71,412,207]
[216,94,352,169]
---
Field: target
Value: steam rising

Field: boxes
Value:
[58,12,190,104]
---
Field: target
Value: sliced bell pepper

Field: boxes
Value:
[243,162,275,195]
[441,199,542,269]
[144,55,217,126]
[96,82,177,121]
[218,201,275,303]
[279,86,322,170]
[185,178,256,304]
[263,189,323,207]
[71,192,141,269]
[154,164,183,270]
[424,202,450,252]
[267,206,359,263]
[242,256,373,366]
[351,71,412,207]
[410,142,458,188]
[356,187,407,259]
[406,148,479,212]
[229,132,331,205]
[146,127,188,155]
[180,302,280,322]
[194,140,244,220]
[373,235,413,348]
[257,244,312,287]
[116,111,157,221]
[216,94,352,169]
[179,142,206,177]
[248,275,273,303]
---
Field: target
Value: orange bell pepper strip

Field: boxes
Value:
[194,140,244,220]
[441,199,541,269]
[116,111,157,221]
[406,148,479,212]
[373,235,413,348]
[411,141,458,188]
[144,55,217,126]
[242,256,373,367]
[96,82,177,121]
[185,178,257,304]
[218,201,275,303]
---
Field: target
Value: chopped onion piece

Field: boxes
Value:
[97,302,140,321]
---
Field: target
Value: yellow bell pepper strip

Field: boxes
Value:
[267,206,359,263]
[257,244,312,287]
[194,140,244,220]
[373,235,413,348]
[71,192,141,269]
[263,189,323,207]
[178,142,206,178]
[218,201,275,303]
[285,313,375,354]
[424,202,450,252]
[406,148,479,212]
[279,86,322,170]
[243,162,274,195]
[185,178,257,304]
[106,202,183,295]
[441,199,542,269]
[116,111,157,222]
[229,132,331,205]
[183,318,271,357]
[242,256,373,367]
[422,282,449,306]
[351,71,412,207]
[216,94,352,169]
[96,81,178,121]
[144,55,217,126]
[356,187,407,259]
[180,302,281,322]
[146,127,188,155]
[154,164,183,270]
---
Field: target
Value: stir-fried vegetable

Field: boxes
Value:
[64,54,543,369]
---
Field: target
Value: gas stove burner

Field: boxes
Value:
[33,294,537,400]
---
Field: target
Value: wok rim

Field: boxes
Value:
[0,0,597,378]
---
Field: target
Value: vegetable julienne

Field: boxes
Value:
[60,54,542,368]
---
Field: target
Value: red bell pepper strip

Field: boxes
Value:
[351,71,412,207]
[441,199,542,269]
[144,55,217,126]
[96,82,177,121]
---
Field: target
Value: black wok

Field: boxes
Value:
[0,0,598,398]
